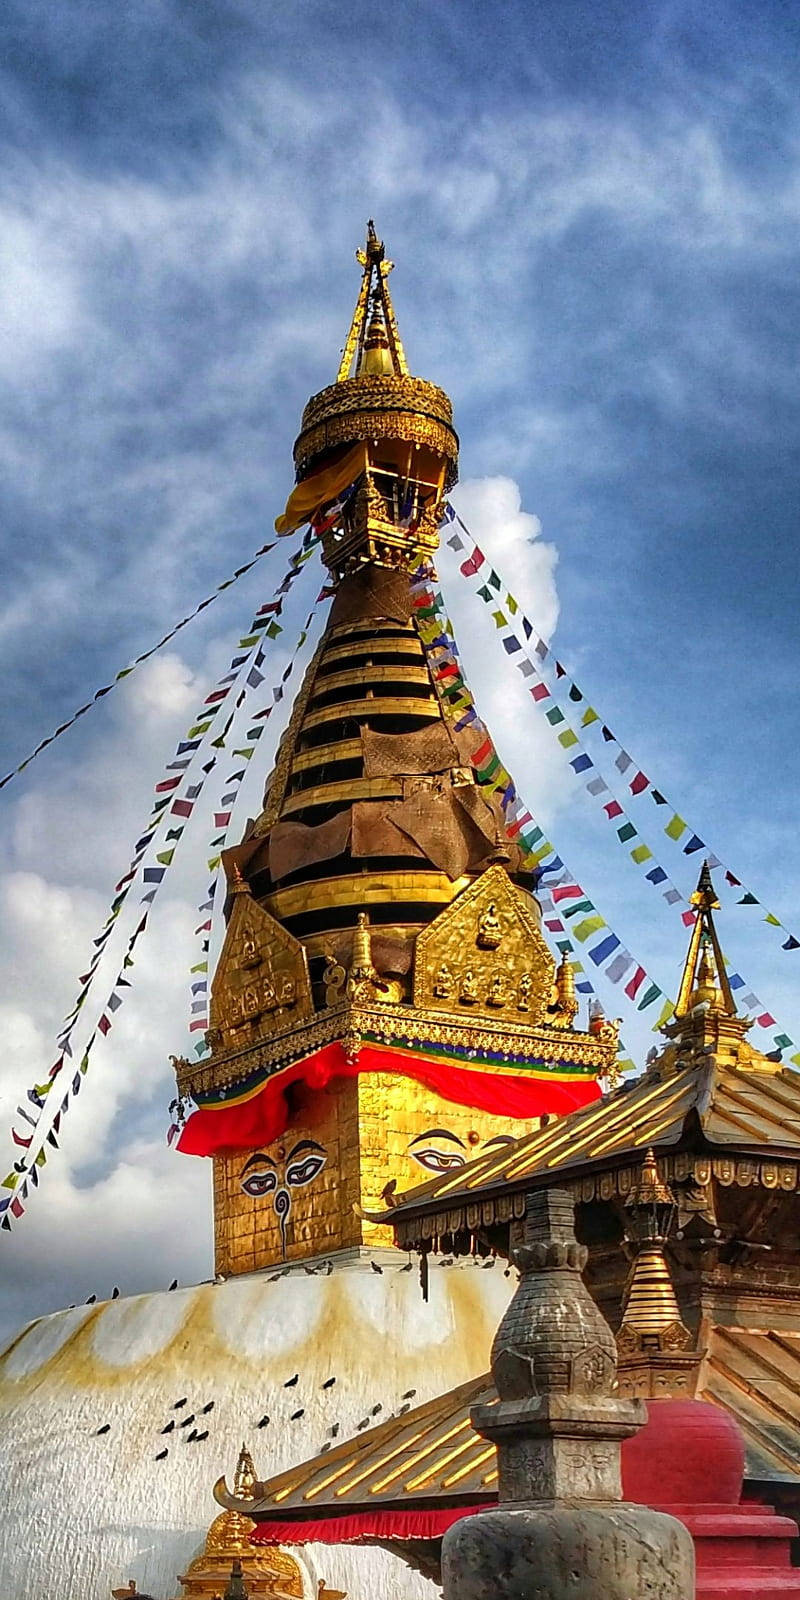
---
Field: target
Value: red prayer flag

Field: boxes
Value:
[625,965,646,1000]
[629,771,649,795]
[552,885,585,904]
[604,800,624,820]
[460,549,485,578]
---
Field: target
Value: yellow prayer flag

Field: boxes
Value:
[581,707,599,727]
[572,914,606,943]
[274,443,366,535]
[630,843,653,864]
[558,729,579,748]
[765,913,781,927]
[665,814,687,841]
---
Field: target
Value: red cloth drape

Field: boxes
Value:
[177,1040,600,1157]
[249,1503,487,1544]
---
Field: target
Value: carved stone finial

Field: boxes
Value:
[441,1187,694,1600]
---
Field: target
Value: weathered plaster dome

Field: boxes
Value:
[0,1259,511,1600]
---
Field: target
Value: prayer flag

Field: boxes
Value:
[625,966,646,1000]
[589,933,621,965]
[665,814,687,841]
[683,833,705,855]
[573,915,606,943]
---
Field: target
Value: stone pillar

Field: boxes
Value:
[441,1188,694,1600]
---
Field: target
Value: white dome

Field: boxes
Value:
[0,1254,511,1600]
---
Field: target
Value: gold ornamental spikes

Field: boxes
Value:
[337,220,410,382]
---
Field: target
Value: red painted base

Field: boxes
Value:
[622,1401,800,1598]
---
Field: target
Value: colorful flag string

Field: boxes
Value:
[444,505,800,957]
[0,533,320,1231]
[177,600,324,1107]
[441,517,800,1066]
[0,538,284,794]
[409,563,668,1061]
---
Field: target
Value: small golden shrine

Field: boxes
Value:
[173,223,618,1274]
[177,1445,303,1600]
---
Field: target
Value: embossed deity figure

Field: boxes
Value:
[173,223,617,1271]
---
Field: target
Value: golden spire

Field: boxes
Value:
[554,954,578,1025]
[232,1442,256,1500]
[616,1150,696,1397]
[674,861,735,1019]
[358,296,394,377]
[337,220,409,382]
[619,1243,684,1339]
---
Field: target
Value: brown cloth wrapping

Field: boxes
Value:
[268,811,352,882]
[361,723,458,779]
[351,801,426,861]
[328,565,412,628]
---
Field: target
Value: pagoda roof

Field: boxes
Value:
[372,1054,800,1250]
[220,1325,800,1544]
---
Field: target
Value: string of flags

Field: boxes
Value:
[0,539,284,795]
[410,563,667,1061]
[442,511,800,1066]
[178,601,324,1099]
[0,533,320,1233]
[443,504,800,957]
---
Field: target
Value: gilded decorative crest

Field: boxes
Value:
[209,887,312,1053]
[413,863,554,1025]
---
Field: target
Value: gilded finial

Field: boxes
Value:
[674,861,735,1020]
[337,220,409,382]
[553,953,578,1027]
[232,1442,256,1501]
[230,862,249,895]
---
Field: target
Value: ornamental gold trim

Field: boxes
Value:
[174,993,615,1102]
[299,375,455,433]
[389,1152,800,1248]
[295,413,458,481]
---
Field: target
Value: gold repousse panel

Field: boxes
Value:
[209,891,313,1056]
[413,863,554,1027]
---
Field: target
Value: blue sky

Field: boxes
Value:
[1,0,799,1333]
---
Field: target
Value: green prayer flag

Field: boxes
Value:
[616,822,637,844]
[477,585,492,602]
[545,706,565,726]
[637,982,661,1011]
[665,813,687,841]
[563,899,593,919]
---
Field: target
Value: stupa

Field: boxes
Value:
[0,225,610,1600]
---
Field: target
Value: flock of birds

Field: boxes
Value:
[83,1251,509,1459]
[92,1371,422,1462]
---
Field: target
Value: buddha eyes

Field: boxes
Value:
[286,1153,327,1188]
[411,1148,467,1174]
[241,1168,277,1198]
